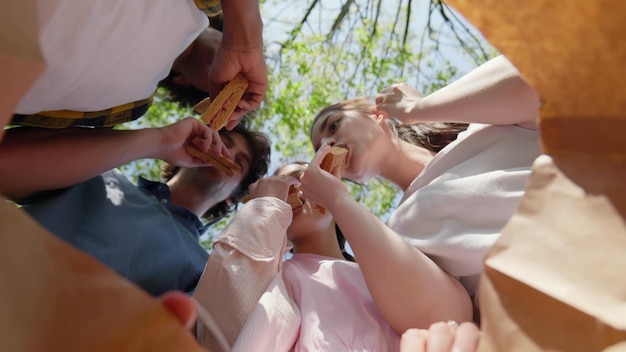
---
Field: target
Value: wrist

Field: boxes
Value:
[327,191,353,216]
[142,127,167,160]
[405,96,429,122]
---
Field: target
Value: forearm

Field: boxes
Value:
[0,127,162,200]
[194,198,292,351]
[329,194,473,333]
[220,0,263,51]
[415,55,539,128]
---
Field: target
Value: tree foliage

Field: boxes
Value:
[119,0,496,248]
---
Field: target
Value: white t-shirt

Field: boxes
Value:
[386,123,541,299]
[16,0,209,114]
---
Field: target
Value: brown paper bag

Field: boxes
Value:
[0,198,207,351]
[443,0,626,350]
[479,154,626,351]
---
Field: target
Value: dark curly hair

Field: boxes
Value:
[310,96,468,153]
[161,119,271,223]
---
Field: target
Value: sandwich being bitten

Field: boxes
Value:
[320,146,348,175]
[315,146,348,214]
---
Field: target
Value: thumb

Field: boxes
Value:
[159,291,197,330]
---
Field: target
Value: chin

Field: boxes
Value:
[344,160,367,183]
[345,162,377,183]
[345,171,368,184]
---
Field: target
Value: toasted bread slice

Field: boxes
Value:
[320,146,348,175]
[193,96,212,115]
[198,73,248,130]
[189,75,248,178]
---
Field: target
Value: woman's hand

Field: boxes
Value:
[400,321,481,352]
[156,117,230,168]
[247,175,300,203]
[376,83,424,123]
[299,143,350,213]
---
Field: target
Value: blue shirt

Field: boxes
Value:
[20,170,210,296]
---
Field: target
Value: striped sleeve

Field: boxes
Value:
[193,197,293,351]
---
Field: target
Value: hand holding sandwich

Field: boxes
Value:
[299,143,350,215]
[156,117,230,168]
[246,174,301,205]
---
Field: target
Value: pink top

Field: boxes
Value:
[193,198,400,352]
[285,253,400,351]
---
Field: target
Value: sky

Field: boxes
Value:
[261,0,489,77]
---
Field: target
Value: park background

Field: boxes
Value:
[120,0,498,248]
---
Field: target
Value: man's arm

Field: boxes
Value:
[208,0,267,129]
[0,117,221,200]
[193,197,293,351]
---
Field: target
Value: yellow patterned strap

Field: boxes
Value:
[10,94,154,129]
[194,0,222,17]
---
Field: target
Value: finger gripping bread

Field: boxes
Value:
[187,137,241,177]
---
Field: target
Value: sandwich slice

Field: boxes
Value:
[315,146,348,214]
